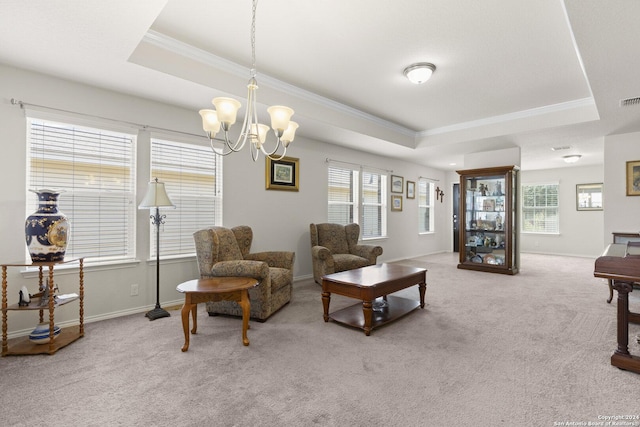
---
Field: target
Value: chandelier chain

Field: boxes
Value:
[250,0,257,75]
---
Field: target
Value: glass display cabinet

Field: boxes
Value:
[457,166,519,275]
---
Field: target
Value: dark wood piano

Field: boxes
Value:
[594,242,640,373]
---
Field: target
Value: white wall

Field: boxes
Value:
[519,165,604,257]
[0,64,448,336]
[603,132,640,241]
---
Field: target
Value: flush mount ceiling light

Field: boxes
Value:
[403,63,436,84]
[563,154,582,163]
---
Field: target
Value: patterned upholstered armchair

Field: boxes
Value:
[309,223,383,285]
[193,226,295,321]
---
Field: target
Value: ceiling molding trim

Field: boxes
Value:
[560,1,595,100]
[143,30,415,138]
[418,97,597,137]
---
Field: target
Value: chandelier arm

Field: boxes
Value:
[228,77,257,152]
[224,132,248,152]
[225,135,245,152]
[210,139,237,156]
[259,138,283,157]
[211,136,252,156]
[265,149,287,161]
[250,143,259,161]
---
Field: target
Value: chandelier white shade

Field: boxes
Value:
[403,62,436,84]
[198,0,298,161]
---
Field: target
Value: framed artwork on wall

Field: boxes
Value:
[576,183,603,210]
[391,195,403,211]
[406,181,415,199]
[626,160,640,196]
[391,175,404,193]
[266,156,299,191]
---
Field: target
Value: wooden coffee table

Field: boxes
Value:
[322,263,427,336]
[176,277,258,352]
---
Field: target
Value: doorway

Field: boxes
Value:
[453,183,459,252]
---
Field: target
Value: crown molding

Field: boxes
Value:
[419,97,596,137]
[143,30,415,138]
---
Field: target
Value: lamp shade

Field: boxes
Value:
[212,97,242,126]
[199,109,221,137]
[138,178,175,209]
[250,123,269,147]
[267,105,294,132]
[281,121,299,146]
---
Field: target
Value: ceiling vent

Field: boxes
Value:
[620,97,640,107]
[551,145,572,151]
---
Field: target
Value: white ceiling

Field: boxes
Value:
[1,0,639,171]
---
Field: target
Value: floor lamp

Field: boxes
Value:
[139,178,175,321]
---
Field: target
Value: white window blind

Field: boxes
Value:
[328,166,358,224]
[418,178,434,233]
[361,170,386,239]
[521,183,559,233]
[150,138,222,257]
[327,163,386,239]
[26,118,136,263]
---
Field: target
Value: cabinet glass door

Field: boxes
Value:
[464,175,507,266]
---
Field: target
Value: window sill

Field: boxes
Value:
[21,258,141,279]
[143,254,197,264]
[361,236,388,243]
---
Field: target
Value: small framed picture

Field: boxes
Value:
[406,181,415,199]
[626,160,640,196]
[391,175,404,193]
[391,195,403,211]
[266,156,299,191]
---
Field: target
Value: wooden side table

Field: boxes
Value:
[2,258,84,356]
[176,277,258,352]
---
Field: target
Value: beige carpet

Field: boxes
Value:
[1,252,639,427]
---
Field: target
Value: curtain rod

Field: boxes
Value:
[419,175,440,182]
[10,98,210,141]
[325,157,393,173]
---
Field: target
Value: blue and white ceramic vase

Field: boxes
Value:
[25,189,69,262]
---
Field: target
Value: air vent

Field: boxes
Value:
[551,146,572,151]
[620,97,640,107]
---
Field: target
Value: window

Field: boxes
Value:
[418,178,434,233]
[327,164,387,239]
[27,118,136,263]
[150,138,222,257]
[521,183,559,233]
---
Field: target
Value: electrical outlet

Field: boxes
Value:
[130,283,139,296]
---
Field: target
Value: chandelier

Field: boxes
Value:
[198,0,298,161]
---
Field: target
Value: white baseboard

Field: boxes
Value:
[6,298,184,340]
